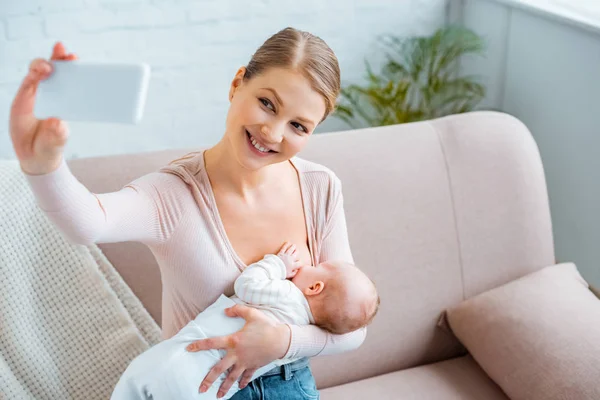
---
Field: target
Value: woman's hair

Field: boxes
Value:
[244,27,341,121]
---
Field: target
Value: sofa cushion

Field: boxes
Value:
[319,355,508,399]
[445,263,600,400]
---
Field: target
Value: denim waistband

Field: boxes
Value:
[261,357,310,379]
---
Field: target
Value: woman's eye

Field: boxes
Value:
[291,121,307,133]
[259,98,274,111]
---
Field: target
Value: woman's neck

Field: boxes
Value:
[204,138,284,196]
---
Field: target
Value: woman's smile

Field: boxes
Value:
[245,128,278,157]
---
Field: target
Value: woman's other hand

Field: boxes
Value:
[186,304,291,398]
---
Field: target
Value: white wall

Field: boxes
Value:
[0,0,448,159]
[457,0,600,286]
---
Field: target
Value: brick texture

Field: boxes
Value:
[0,0,447,159]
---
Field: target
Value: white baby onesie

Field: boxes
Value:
[111,254,314,400]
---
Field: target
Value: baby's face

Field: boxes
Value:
[291,261,335,293]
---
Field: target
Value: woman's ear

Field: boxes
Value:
[304,281,325,296]
[229,66,247,102]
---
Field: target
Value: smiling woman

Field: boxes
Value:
[13,27,364,400]
[219,66,328,171]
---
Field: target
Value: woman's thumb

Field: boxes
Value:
[36,117,69,156]
[225,304,254,320]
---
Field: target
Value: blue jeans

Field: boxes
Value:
[230,358,319,400]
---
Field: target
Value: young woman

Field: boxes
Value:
[10,27,366,399]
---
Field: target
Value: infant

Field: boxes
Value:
[111,242,379,400]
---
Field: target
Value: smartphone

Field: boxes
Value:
[34,60,151,124]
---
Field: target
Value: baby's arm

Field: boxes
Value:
[233,243,300,307]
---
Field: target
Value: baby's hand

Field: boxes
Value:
[277,242,301,278]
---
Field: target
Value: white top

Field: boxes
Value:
[232,254,315,327]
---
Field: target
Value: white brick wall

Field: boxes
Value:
[0,0,448,159]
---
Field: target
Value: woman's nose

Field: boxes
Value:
[261,123,284,143]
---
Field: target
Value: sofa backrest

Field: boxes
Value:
[68,111,555,389]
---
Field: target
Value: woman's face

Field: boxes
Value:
[224,67,327,171]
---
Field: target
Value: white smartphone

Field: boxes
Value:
[34,60,151,124]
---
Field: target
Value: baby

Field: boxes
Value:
[111,242,380,400]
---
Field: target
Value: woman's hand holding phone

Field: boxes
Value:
[10,41,151,175]
[10,42,76,176]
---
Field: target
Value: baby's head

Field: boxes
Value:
[292,260,379,334]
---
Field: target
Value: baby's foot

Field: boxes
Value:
[278,242,301,278]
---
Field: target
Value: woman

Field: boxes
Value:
[10,27,365,399]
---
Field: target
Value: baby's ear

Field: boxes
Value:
[304,281,325,296]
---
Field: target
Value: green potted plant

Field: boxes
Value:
[335,26,486,128]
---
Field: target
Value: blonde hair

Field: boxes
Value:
[314,263,380,335]
[244,27,341,121]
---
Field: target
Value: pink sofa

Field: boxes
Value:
[68,111,555,399]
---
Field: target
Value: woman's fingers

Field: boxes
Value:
[13,59,52,115]
[9,42,77,175]
[30,58,53,76]
[199,354,236,394]
[217,365,245,398]
[186,336,229,352]
[9,59,51,162]
[51,42,68,60]
[14,42,76,117]
[238,368,257,389]
[35,118,69,157]
[224,304,256,321]
[13,42,75,121]
[50,42,78,61]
